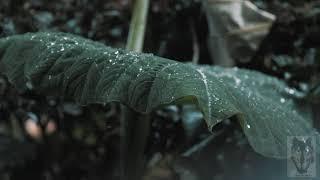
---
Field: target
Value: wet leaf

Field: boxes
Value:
[0,32,319,158]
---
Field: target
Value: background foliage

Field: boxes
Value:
[0,0,319,180]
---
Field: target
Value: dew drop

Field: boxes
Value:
[299,83,308,91]
[26,82,33,90]
[284,72,291,80]
[246,124,251,129]
[280,98,285,103]
[288,89,294,95]
[235,78,241,86]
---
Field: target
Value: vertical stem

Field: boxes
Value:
[126,0,150,52]
[121,0,150,179]
[121,110,150,180]
[190,20,200,64]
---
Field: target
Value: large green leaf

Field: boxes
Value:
[0,32,319,158]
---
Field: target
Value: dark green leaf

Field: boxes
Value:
[0,32,319,158]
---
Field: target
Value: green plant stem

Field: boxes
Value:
[121,109,150,180]
[121,0,150,179]
[126,0,150,52]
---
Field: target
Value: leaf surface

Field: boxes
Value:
[0,32,319,158]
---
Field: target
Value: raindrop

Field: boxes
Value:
[288,89,294,95]
[284,72,291,80]
[246,124,251,129]
[60,47,65,51]
[280,98,285,103]
[299,83,308,91]
[26,81,33,90]
[235,78,241,86]
[48,75,52,80]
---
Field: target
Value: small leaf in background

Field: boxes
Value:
[204,0,275,66]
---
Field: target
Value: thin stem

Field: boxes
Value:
[121,0,150,179]
[190,21,200,64]
[126,0,150,52]
[121,110,150,180]
[182,130,223,157]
